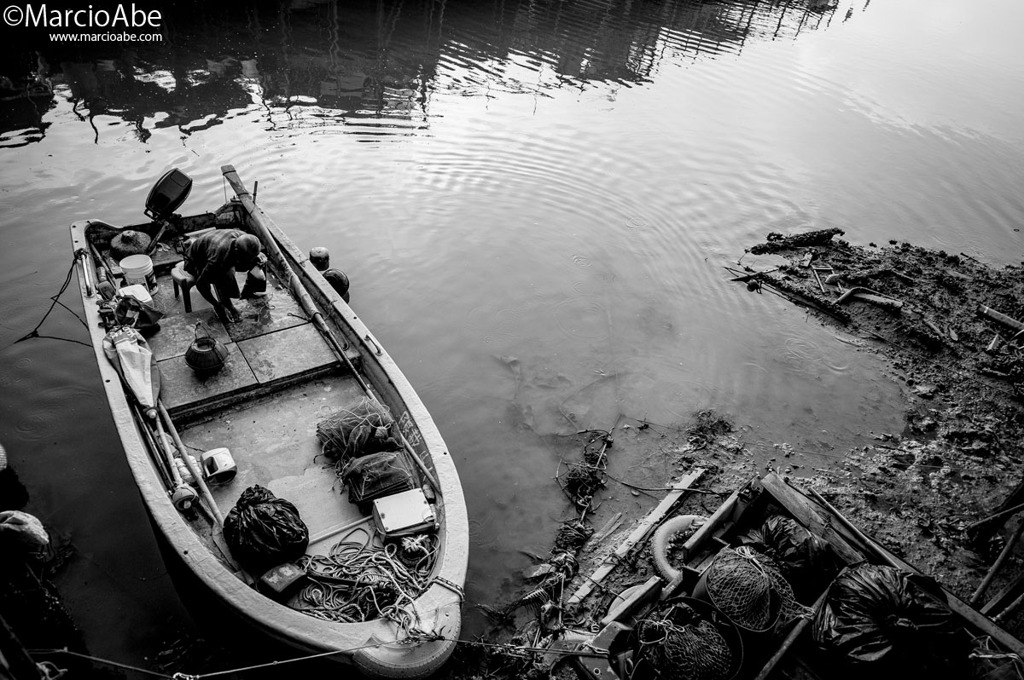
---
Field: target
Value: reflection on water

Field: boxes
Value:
[2,0,1023,673]
[3,0,855,146]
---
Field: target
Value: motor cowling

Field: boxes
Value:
[145,168,192,220]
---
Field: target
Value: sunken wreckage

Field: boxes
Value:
[69,166,467,679]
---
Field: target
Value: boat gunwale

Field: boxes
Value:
[68,168,468,671]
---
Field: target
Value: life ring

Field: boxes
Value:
[652,515,707,582]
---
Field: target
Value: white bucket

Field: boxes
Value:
[119,254,157,292]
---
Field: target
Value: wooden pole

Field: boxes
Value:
[808,488,900,568]
[971,519,1024,606]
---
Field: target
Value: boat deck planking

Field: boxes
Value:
[179,373,367,556]
[139,266,350,421]
[125,258,367,559]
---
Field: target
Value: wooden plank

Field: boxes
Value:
[759,474,862,564]
[567,468,705,606]
[157,342,258,411]
[680,475,754,558]
[235,323,339,384]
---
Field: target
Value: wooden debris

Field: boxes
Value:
[978,305,1024,333]
[835,286,903,311]
[749,228,844,255]
[566,468,705,606]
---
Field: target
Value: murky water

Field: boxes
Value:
[1,0,1022,673]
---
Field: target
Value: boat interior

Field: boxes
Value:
[91,215,379,560]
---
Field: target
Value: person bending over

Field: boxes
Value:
[184,229,264,323]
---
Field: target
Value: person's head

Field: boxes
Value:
[232,234,262,270]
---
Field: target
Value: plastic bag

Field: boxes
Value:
[224,485,309,573]
[0,510,50,550]
[341,451,416,505]
[813,562,967,678]
[738,515,839,600]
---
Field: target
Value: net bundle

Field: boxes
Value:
[635,606,734,680]
[704,546,811,631]
[316,397,395,459]
[340,451,417,504]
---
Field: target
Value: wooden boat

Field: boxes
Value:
[562,472,1024,680]
[69,165,468,679]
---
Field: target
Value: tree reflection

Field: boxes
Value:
[0,0,866,145]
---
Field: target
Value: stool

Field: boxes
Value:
[171,261,197,312]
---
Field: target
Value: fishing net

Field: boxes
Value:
[703,546,811,632]
[634,602,735,680]
[340,451,417,505]
[316,397,396,460]
[738,515,840,601]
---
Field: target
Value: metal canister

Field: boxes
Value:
[201,447,237,485]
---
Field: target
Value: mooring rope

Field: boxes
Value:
[7,256,90,350]
[295,528,439,631]
[30,633,614,680]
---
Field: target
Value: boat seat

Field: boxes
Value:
[171,261,197,312]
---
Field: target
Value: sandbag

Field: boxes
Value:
[813,562,968,678]
[341,451,416,505]
[224,485,309,573]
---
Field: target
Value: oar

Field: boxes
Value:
[156,400,246,575]
[148,372,200,511]
[153,408,199,511]
[221,165,441,494]
[158,401,225,528]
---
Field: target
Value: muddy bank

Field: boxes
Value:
[438,231,1024,679]
[730,230,1024,618]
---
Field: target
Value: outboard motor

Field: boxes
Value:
[142,168,192,257]
[145,168,192,221]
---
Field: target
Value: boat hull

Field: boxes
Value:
[69,167,467,678]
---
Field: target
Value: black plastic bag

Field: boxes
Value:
[738,515,839,601]
[813,562,968,678]
[224,485,309,573]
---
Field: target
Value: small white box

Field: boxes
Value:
[372,488,436,538]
